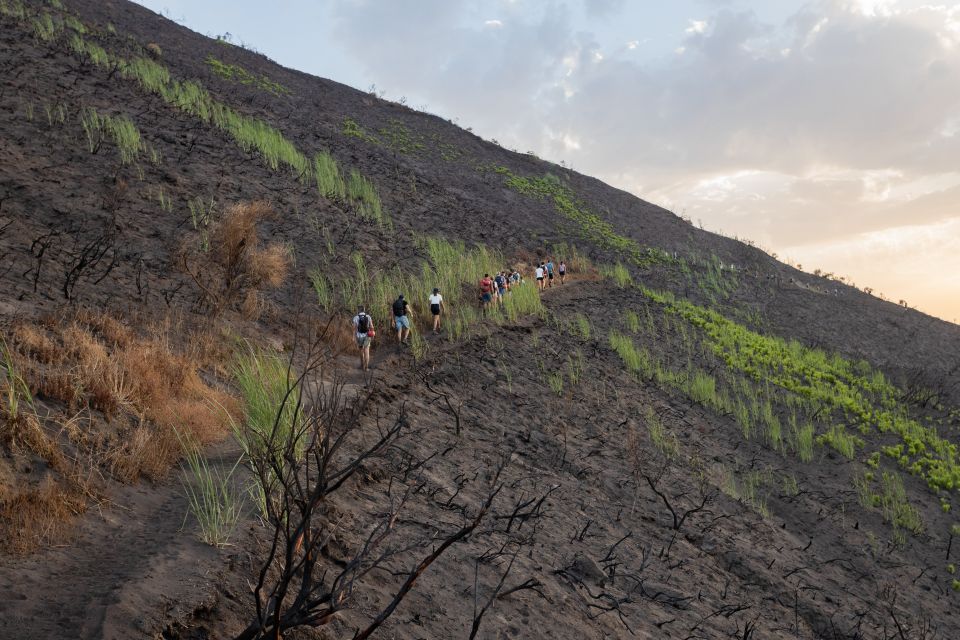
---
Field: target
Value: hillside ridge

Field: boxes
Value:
[1,0,960,638]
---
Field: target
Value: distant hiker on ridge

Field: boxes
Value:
[352,306,375,371]
[479,273,494,310]
[535,263,545,291]
[559,260,566,284]
[392,294,411,344]
[546,258,555,288]
[429,287,444,333]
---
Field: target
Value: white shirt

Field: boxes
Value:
[535,267,544,278]
[429,293,443,305]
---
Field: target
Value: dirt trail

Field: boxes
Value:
[0,455,231,640]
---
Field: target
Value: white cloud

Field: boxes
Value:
[323,0,960,320]
[484,19,503,28]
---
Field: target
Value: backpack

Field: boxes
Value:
[392,299,406,317]
[357,313,370,334]
[495,275,505,288]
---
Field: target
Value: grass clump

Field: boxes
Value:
[570,314,591,340]
[346,169,387,227]
[80,107,143,165]
[233,347,303,464]
[609,331,653,380]
[816,424,862,460]
[601,263,632,288]
[179,434,243,547]
[856,471,923,536]
[314,151,345,200]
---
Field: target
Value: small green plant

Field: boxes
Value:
[688,372,717,407]
[624,310,640,334]
[409,328,428,362]
[816,425,862,460]
[547,372,564,397]
[566,349,584,386]
[233,347,304,464]
[571,314,591,340]
[313,151,345,200]
[80,107,143,164]
[32,11,59,42]
[609,330,654,380]
[601,263,632,288]
[178,432,244,547]
[782,473,799,497]
[308,268,332,312]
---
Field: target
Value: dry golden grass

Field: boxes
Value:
[2,308,240,554]
[0,477,86,553]
[7,310,237,483]
[181,200,291,317]
[11,324,59,364]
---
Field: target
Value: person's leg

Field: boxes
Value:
[362,345,370,371]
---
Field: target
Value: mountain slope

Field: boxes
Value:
[1,1,959,638]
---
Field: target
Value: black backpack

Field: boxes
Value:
[392,299,406,317]
[357,313,370,333]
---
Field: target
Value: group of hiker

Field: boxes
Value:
[351,258,566,371]
[534,259,565,291]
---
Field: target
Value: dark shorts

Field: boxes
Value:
[498,287,506,296]
[431,303,441,316]
[548,272,554,279]
[536,277,544,281]
[482,293,492,303]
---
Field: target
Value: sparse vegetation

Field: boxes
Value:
[205,55,290,96]
[179,433,244,547]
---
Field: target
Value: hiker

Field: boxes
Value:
[495,271,508,302]
[429,287,444,333]
[392,294,411,344]
[559,260,567,284]
[535,263,545,291]
[352,306,375,371]
[479,273,494,309]
[511,269,522,285]
[546,258,555,288]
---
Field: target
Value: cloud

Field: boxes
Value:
[324,0,960,320]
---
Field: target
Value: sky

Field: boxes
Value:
[134,0,960,323]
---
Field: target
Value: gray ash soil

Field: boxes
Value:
[1,0,960,638]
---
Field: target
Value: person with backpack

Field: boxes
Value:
[534,264,545,291]
[495,271,507,302]
[352,306,375,371]
[546,259,555,288]
[479,273,494,309]
[559,260,567,284]
[429,287,444,333]
[392,294,411,344]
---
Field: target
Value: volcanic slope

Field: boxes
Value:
[1,1,960,639]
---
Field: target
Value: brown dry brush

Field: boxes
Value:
[179,200,290,319]
[235,334,507,640]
